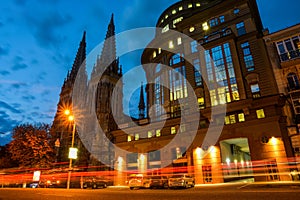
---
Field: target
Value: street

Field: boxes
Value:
[0,183,299,200]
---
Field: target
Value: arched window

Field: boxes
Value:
[287,73,300,90]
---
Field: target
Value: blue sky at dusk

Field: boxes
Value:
[0,0,300,145]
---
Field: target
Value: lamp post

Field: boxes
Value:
[64,110,78,189]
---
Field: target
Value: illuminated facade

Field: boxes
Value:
[264,24,300,159]
[112,0,294,184]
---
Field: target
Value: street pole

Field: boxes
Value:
[67,122,76,189]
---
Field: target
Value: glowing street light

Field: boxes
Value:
[64,109,77,189]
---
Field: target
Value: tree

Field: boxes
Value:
[8,123,55,168]
[0,145,18,169]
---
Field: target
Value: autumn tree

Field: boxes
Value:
[8,123,55,168]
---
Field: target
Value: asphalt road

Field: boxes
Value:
[0,183,300,200]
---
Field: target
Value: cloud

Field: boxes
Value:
[0,70,10,76]
[0,101,22,114]
[25,11,73,48]
[11,82,27,89]
[0,110,22,145]
[11,56,28,71]
[22,95,36,102]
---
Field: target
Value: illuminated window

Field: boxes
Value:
[169,65,187,101]
[169,40,174,49]
[229,115,236,124]
[173,17,183,28]
[209,18,219,27]
[188,4,193,8]
[156,129,161,137]
[189,26,195,32]
[179,6,183,11]
[256,109,265,119]
[165,14,169,19]
[238,113,245,122]
[177,37,182,45]
[127,135,133,142]
[219,15,225,23]
[236,22,246,36]
[172,9,176,14]
[171,127,176,134]
[153,51,157,58]
[135,134,139,141]
[202,22,209,31]
[241,42,254,71]
[196,3,201,7]
[205,43,239,106]
[148,131,153,138]
[162,24,169,33]
[198,97,205,109]
[158,48,162,54]
[225,116,230,124]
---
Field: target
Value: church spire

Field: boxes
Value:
[69,31,86,84]
[138,82,146,119]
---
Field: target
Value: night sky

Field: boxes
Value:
[0,0,300,145]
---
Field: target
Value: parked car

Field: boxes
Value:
[148,175,169,189]
[168,174,195,188]
[39,176,66,188]
[83,176,113,189]
[128,174,150,190]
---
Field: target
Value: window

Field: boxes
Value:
[202,22,209,31]
[188,4,193,8]
[241,42,254,71]
[148,130,153,138]
[179,6,183,11]
[177,37,182,45]
[233,8,240,15]
[158,48,162,54]
[209,18,219,27]
[135,134,139,141]
[198,97,205,109]
[162,24,169,33]
[169,40,174,49]
[190,40,198,53]
[236,22,246,36]
[180,124,186,132]
[173,17,183,28]
[219,15,225,23]
[156,129,161,137]
[205,43,239,106]
[172,147,186,160]
[193,58,202,86]
[251,83,260,98]
[169,66,188,101]
[225,116,230,124]
[196,3,201,7]
[154,75,164,117]
[238,113,245,122]
[153,51,157,58]
[127,135,133,142]
[256,109,265,119]
[171,126,176,134]
[172,9,176,14]
[287,73,300,90]
[189,26,195,32]
[169,53,183,66]
[276,35,300,61]
[229,115,236,124]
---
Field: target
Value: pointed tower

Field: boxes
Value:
[90,14,123,168]
[51,31,88,163]
[138,83,146,119]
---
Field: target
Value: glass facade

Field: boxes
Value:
[205,43,239,106]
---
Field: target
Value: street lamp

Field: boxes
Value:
[64,109,77,189]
